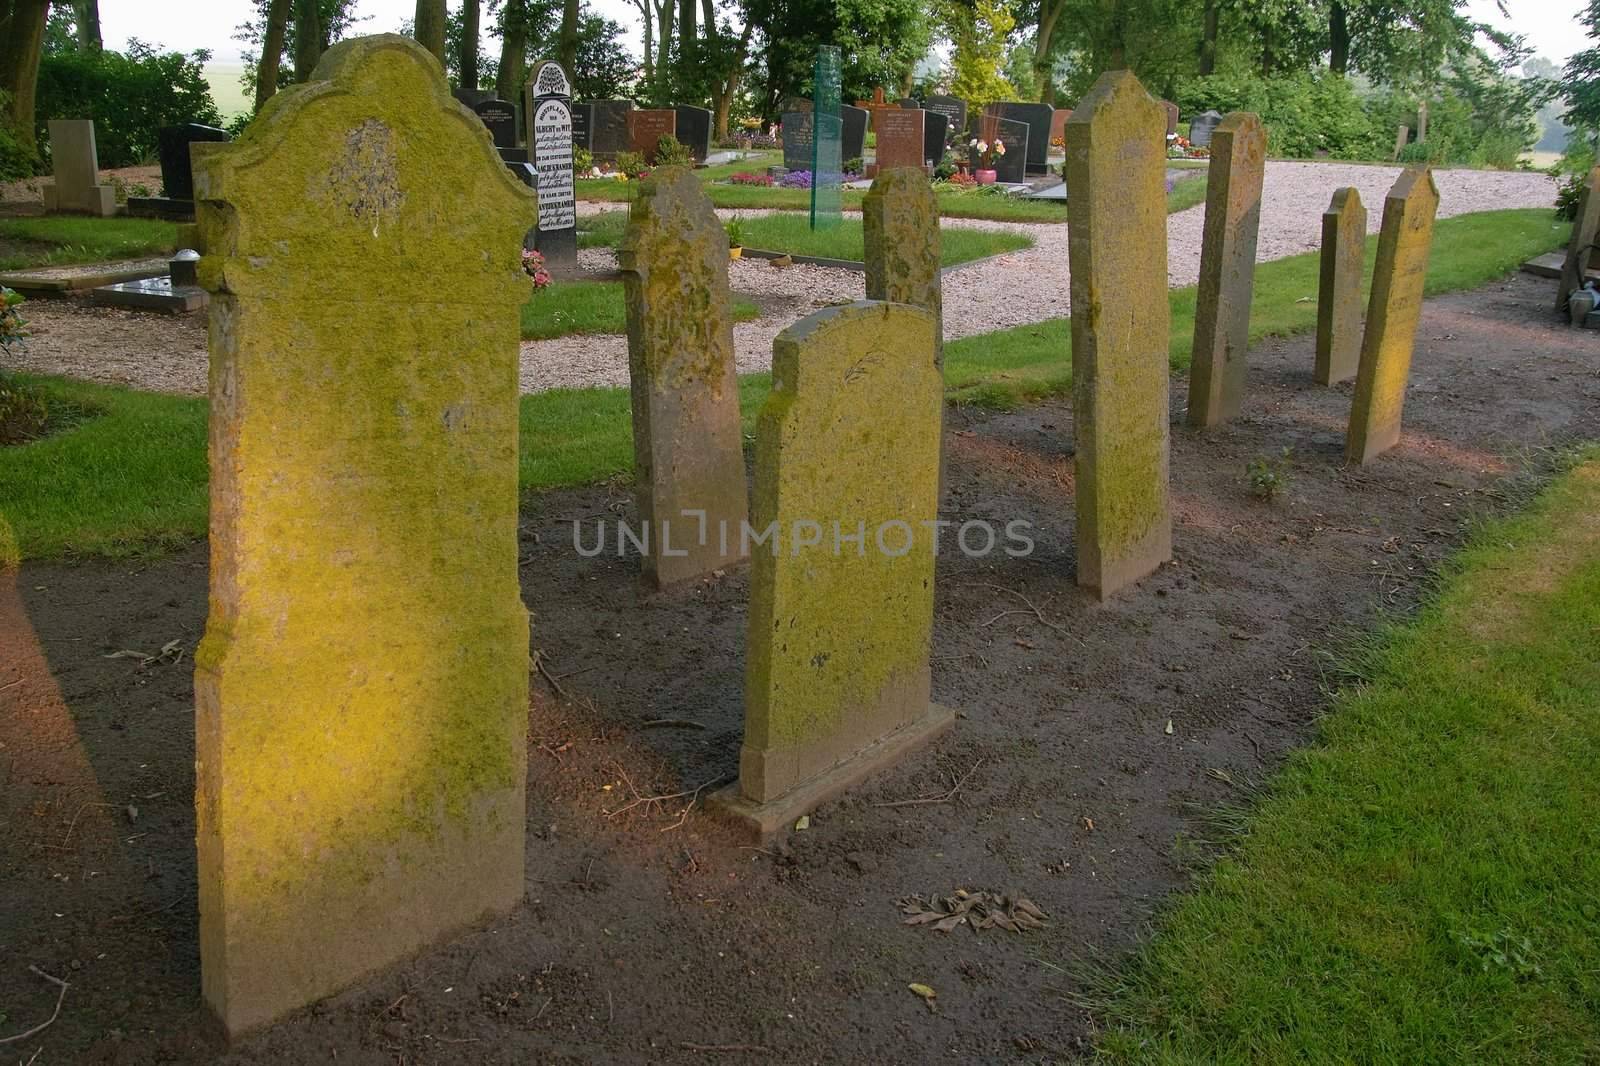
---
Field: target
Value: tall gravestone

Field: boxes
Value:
[569,100,594,154]
[42,119,116,216]
[1189,109,1223,148]
[812,46,843,228]
[864,169,942,360]
[526,60,576,274]
[781,110,814,171]
[1065,70,1171,599]
[874,108,925,172]
[1556,167,1600,312]
[1347,167,1440,464]
[618,168,749,587]
[1049,108,1070,147]
[159,123,231,201]
[969,113,1027,184]
[986,102,1053,173]
[841,105,869,163]
[1187,112,1267,428]
[189,34,534,1037]
[1315,187,1367,385]
[589,99,633,160]
[474,98,518,148]
[922,112,949,168]
[924,95,967,143]
[711,302,952,837]
[674,105,713,163]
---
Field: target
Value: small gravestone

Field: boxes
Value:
[1188,109,1223,148]
[452,86,491,108]
[923,112,949,168]
[782,110,814,171]
[1049,108,1070,148]
[158,123,230,201]
[189,34,535,1036]
[628,109,677,162]
[1556,167,1600,312]
[1316,187,1367,385]
[710,301,952,838]
[1187,112,1267,428]
[924,95,967,141]
[864,169,941,359]
[898,97,918,109]
[473,98,518,148]
[1160,100,1179,136]
[874,108,925,172]
[618,167,749,587]
[570,101,594,154]
[590,99,633,160]
[42,119,116,216]
[527,60,576,274]
[986,102,1053,173]
[1346,167,1440,464]
[841,105,869,163]
[91,248,208,313]
[969,113,1028,183]
[1065,70,1171,599]
[674,105,713,163]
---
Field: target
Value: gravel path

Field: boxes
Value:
[3,163,1558,397]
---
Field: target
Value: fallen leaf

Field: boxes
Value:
[794,815,810,831]
[1165,719,1174,735]
[908,983,937,1001]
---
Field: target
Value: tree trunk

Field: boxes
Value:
[711,21,753,140]
[0,0,50,159]
[256,0,290,110]
[414,0,448,64]
[72,0,101,53]
[495,0,528,102]
[556,0,579,80]
[292,0,322,81]
[653,0,673,92]
[631,0,653,82]
[1032,0,1064,103]
[1329,1,1350,76]
[677,0,696,82]
[1260,25,1274,77]
[1198,0,1218,75]
[459,0,481,89]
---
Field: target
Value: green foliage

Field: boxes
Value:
[1246,448,1294,501]
[232,0,364,104]
[0,90,34,181]
[747,0,931,119]
[35,42,223,168]
[1556,173,1586,222]
[940,0,1017,104]
[653,135,694,168]
[615,150,647,178]
[1562,0,1600,132]
[573,146,593,174]
[572,10,635,100]
[1173,70,1389,159]
[723,215,745,247]
[1,287,26,353]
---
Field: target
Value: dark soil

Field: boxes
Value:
[3,272,1598,1064]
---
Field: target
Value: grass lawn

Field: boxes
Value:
[0,217,179,272]
[1088,453,1600,1065]
[0,208,1567,560]
[522,280,758,341]
[1165,172,1210,214]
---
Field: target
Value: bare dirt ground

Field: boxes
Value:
[2,273,1598,1064]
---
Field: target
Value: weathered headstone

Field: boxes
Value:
[864,169,941,360]
[968,113,1027,183]
[589,99,634,160]
[1346,166,1440,464]
[1065,70,1171,599]
[710,301,952,837]
[674,105,713,163]
[1188,109,1223,148]
[1392,124,1409,162]
[158,123,231,201]
[473,98,517,148]
[1556,167,1600,312]
[618,167,749,587]
[1160,99,1180,136]
[1315,187,1367,385]
[874,108,925,171]
[1187,111,1267,428]
[841,105,869,163]
[189,34,533,1037]
[526,60,576,274]
[1416,100,1429,144]
[42,119,116,216]
[781,110,814,171]
[986,102,1053,172]
[923,112,949,168]
[924,95,968,142]
[628,109,678,162]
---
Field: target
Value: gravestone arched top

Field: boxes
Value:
[192,34,535,303]
[530,59,572,99]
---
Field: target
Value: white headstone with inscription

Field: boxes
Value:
[524,59,577,273]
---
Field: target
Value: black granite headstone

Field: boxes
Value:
[841,105,868,164]
[782,111,814,171]
[1189,109,1224,148]
[674,105,713,163]
[570,101,594,153]
[985,102,1054,173]
[452,87,491,108]
[157,123,230,201]
[898,98,918,109]
[923,112,949,168]
[924,95,968,143]
[474,98,518,149]
[590,99,634,160]
[969,115,1028,183]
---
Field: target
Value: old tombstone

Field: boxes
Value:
[570,100,594,154]
[986,102,1053,173]
[473,98,517,148]
[1555,167,1600,312]
[1416,100,1429,144]
[1346,167,1440,464]
[1188,109,1223,148]
[864,169,941,359]
[874,108,925,172]
[1315,187,1367,385]
[969,113,1028,183]
[526,59,576,273]
[159,123,231,201]
[1187,112,1267,428]
[1160,100,1180,136]
[42,119,115,216]
[841,105,869,163]
[589,99,634,160]
[710,301,952,837]
[189,34,534,1036]
[924,94,968,142]
[618,168,749,587]
[674,105,713,163]
[923,112,949,168]
[1392,124,1409,161]
[781,110,814,171]
[1065,70,1171,599]
[628,109,677,162]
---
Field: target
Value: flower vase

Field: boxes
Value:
[976,168,998,185]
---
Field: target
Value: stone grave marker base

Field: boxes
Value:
[92,275,209,313]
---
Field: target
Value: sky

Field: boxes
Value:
[106,0,1589,69]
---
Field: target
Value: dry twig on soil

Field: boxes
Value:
[0,965,70,1045]
[872,759,983,809]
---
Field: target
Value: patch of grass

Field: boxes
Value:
[732,213,1030,265]
[522,280,758,340]
[0,217,179,271]
[1166,172,1210,214]
[1089,453,1600,1065]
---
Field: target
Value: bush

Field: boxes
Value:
[1173,70,1389,160]
[615,151,647,178]
[653,135,694,167]
[0,90,37,180]
[1556,173,1586,221]
[574,146,594,174]
[35,42,222,168]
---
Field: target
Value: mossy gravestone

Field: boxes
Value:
[712,302,953,837]
[1315,187,1367,386]
[1556,166,1600,313]
[863,168,941,359]
[1346,166,1439,464]
[1187,111,1266,428]
[1065,71,1171,600]
[191,35,535,1037]
[619,166,748,586]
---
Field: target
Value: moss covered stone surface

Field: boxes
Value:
[1315,187,1367,386]
[863,170,942,360]
[191,34,535,1036]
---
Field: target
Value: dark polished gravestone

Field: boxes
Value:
[91,249,207,313]
[782,110,814,171]
[674,105,713,163]
[923,112,949,168]
[898,98,918,109]
[452,87,491,108]
[984,102,1053,173]
[873,108,925,172]
[1189,109,1224,148]
[969,113,1029,183]
[570,101,593,153]
[473,98,518,148]
[588,99,634,160]
[841,105,868,164]
[924,95,968,144]
[158,123,230,201]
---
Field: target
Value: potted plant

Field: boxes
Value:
[968,136,1005,184]
[725,216,744,260]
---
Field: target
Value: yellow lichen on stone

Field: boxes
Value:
[740,301,942,803]
[1346,166,1439,464]
[191,34,535,1038]
[1065,70,1172,600]
[864,169,942,361]
[1315,187,1367,386]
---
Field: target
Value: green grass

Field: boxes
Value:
[0,217,180,271]
[0,208,1567,560]
[521,280,758,341]
[1166,172,1210,214]
[1089,453,1600,1065]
